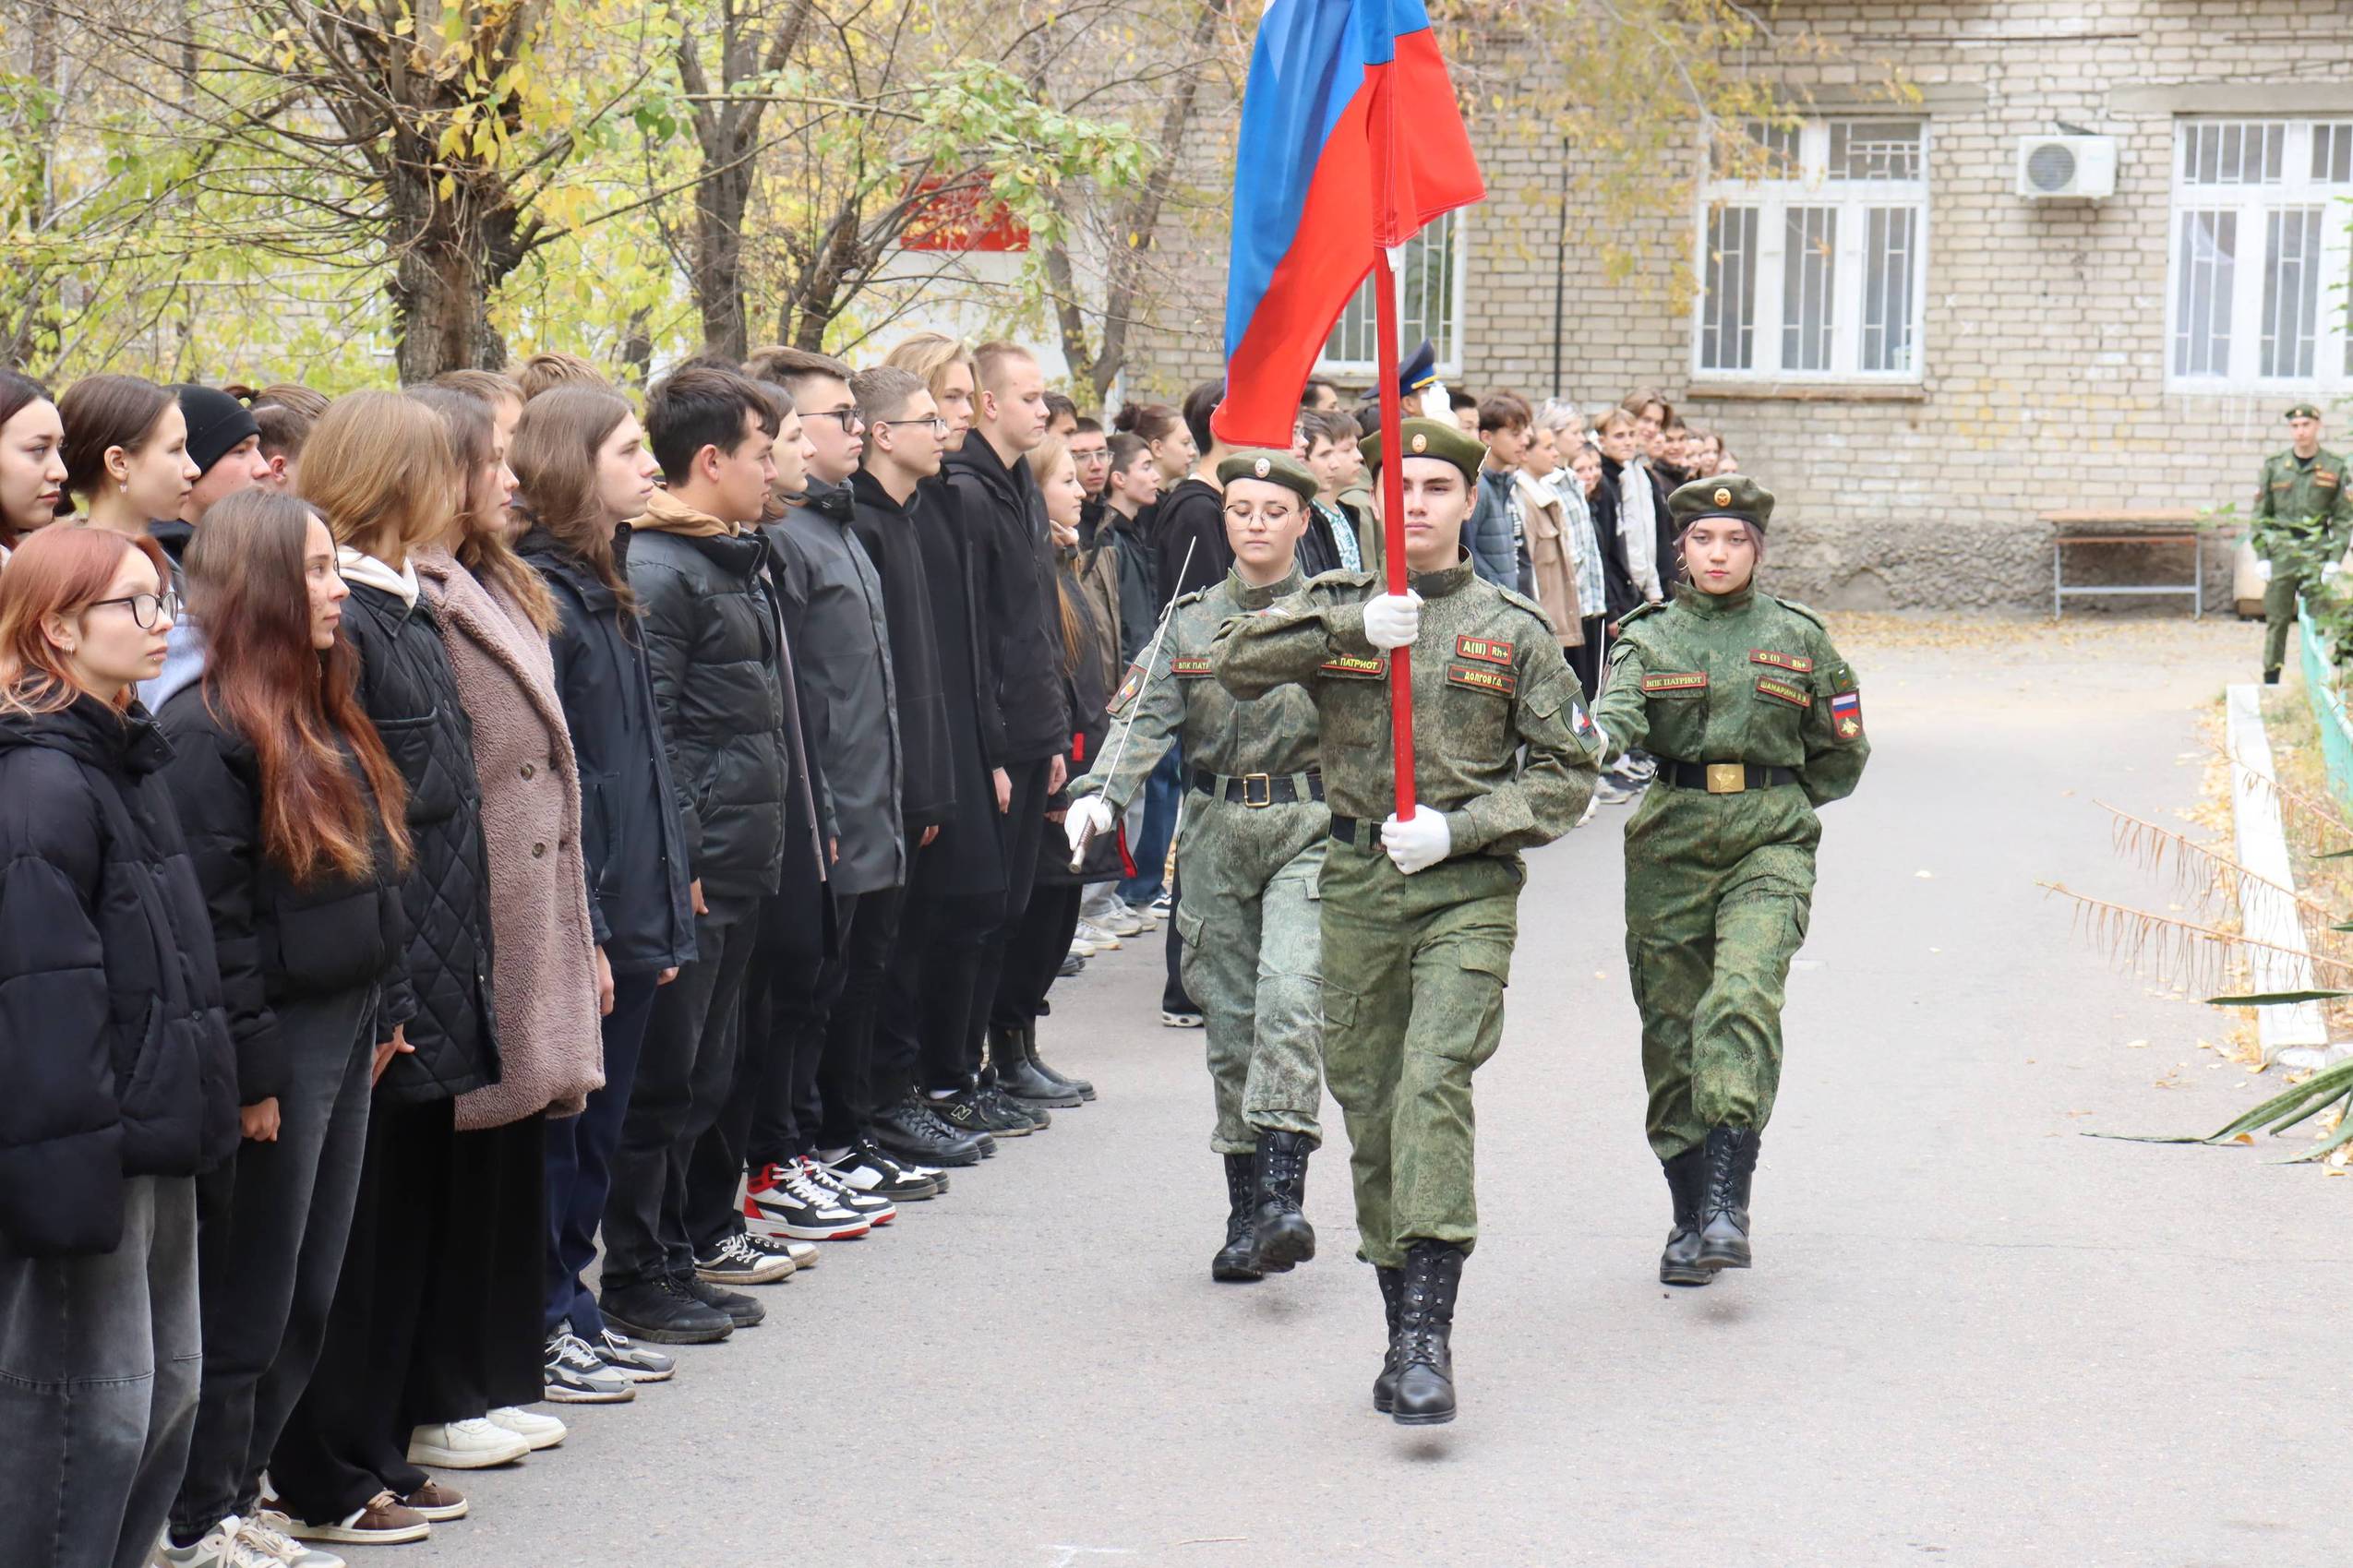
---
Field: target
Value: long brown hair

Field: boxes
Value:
[0,525,174,713]
[301,391,455,567]
[57,373,174,509]
[185,491,412,882]
[510,386,638,616]
[405,387,559,633]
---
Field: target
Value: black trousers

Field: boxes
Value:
[407,1114,545,1422]
[1567,616,1606,696]
[600,894,759,1293]
[271,1096,455,1524]
[999,882,1083,1026]
[888,840,1000,1095]
[968,758,1050,1077]
[805,884,906,1150]
[1162,869,1195,1014]
[171,988,376,1540]
[546,972,659,1339]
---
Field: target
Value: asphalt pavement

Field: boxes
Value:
[401,615,2340,1568]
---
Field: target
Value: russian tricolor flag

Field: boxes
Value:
[1211,0,1484,449]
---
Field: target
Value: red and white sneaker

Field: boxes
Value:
[742,1161,870,1240]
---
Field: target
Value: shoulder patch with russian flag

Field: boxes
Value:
[1455,634,1513,666]
[1749,649,1813,674]
[1111,661,1146,713]
[1831,688,1864,738]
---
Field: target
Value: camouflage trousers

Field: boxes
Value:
[1170,785,1327,1155]
[1623,784,1819,1162]
[1318,837,1520,1269]
[2263,569,2311,674]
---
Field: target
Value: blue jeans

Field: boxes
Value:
[1119,748,1183,906]
[546,970,661,1337]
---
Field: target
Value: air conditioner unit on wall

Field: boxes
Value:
[2018,135,2118,199]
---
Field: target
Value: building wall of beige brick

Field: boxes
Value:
[1121,0,2353,612]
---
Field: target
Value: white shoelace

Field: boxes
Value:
[779,1164,854,1215]
[550,1333,607,1374]
[445,1417,507,1442]
[237,1512,306,1565]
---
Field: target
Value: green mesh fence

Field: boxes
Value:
[2299,602,2353,808]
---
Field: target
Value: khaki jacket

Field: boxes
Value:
[1516,471,1584,647]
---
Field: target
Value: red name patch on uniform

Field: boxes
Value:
[1446,662,1515,697]
[1170,656,1212,678]
[1754,676,1811,709]
[1641,672,1709,694]
[2323,471,2342,487]
[1749,649,1814,674]
[1455,635,1513,666]
[1320,655,1387,678]
[1831,689,1863,738]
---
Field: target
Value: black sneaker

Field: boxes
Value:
[739,1230,801,1274]
[695,1230,795,1285]
[825,1142,941,1202]
[978,1081,1046,1132]
[925,1091,1002,1154]
[871,1098,985,1167]
[674,1270,764,1328]
[600,1278,733,1346]
[799,1155,897,1225]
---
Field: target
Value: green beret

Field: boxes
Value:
[1668,473,1774,533]
[1215,448,1319,505]
[2287,402,2323,422]
[1357,416,1483,485]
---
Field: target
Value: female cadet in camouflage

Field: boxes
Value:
[1591,474,1869,1287]
[1210,416,1600,1427]
[1062,449,1329,1283]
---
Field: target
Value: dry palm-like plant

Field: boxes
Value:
[2036,882,2353,1001]
[2097,801,2332,929]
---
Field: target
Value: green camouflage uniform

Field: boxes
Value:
[2254,445,2352,674]
[1593,582,1869,1162]
[1212,557,1601,1267]
[1075,565,1327,1155]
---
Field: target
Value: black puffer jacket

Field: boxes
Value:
[626,496,802,902]
[848,469,954,832]
[911,474,1007,901]
[158,688,407,1105]
[943,434,1070,766]
[340,567,498,1104]
[0,693,236,1256]
[520,528,697,976]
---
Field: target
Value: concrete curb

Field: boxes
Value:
[2225,682,2345,1069]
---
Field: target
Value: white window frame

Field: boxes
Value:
[2164,117,2353,394]
[1688,117,1931,385]
[1315,209,1468,379]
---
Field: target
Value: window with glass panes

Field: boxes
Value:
[2167,119,2353,390]
[1317,210,1465,378]
[1691,118,1928,381]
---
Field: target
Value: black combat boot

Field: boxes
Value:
[990,1022,1081,1108]
[1250,1131,1315,1272]
[1698,1126,1760,1270]
[1390,1240,1465,1426]
[1659,1147,1713,1287]
[2264,667,2283,686]
[1211,1154,1263,1282]
[1372,1266,1404,1413]
[1024,1023,1096,1102]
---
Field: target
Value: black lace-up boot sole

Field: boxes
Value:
[1660,1147,1714,1286]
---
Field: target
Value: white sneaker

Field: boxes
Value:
[1099,905,1146,937]
[1075,920,1122,951]
[405,1417,531,1468]
[239,1511,347,1568]
[1123,901,1160,929]
[153,1516,279,1568]
[1067,934,1096,958]
[485,1406,567,1450]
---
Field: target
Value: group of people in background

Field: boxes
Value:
[0,332,1781,1565]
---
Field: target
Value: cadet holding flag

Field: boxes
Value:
[1212,417,1599,1427]
[1591,475,1869,1288]
[1064,449,1329,1285]
[2253,402,2353,685]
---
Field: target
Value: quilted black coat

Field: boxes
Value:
[342,579,498,1103]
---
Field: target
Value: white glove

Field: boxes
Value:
[1063,795,1116,858]
[1591,724,1615,766]
[1361,591,1422,651]
[2256,558,2274,582]
[2325,562,2343,581]
[1381,806,1451,875]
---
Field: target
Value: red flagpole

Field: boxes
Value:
[1373,249,1416,821]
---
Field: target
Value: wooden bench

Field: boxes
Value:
[2042,509,2219,619]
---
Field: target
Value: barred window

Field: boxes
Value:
[1317,210,1464,379]
[2167,119,2353,390]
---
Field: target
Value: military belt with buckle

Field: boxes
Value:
[1655,760,1799,795]
[1193,769,1324,808]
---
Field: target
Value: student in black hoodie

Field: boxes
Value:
[941,341,1073,1131]
[158,491,412,1568]
[510,388,698,1395]
[0,525,234,1568]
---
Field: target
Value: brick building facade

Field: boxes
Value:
[1119,2,2353,612]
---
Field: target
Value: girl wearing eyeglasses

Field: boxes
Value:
[0,524,236,1568]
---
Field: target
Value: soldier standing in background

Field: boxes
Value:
[1064,450,1329,1285]
[2254,401,2353,685]
[1591,476,1869,1288]
[1211,416,1599,1428]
